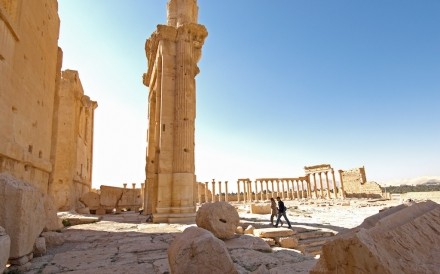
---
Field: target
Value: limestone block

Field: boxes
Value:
[250,203,271,214]
[0,174,46,258]
[196,202,240,239]
[95,208,106,215]
[236,226,243,234]
[168,227,238,274]
[0,227,11,274]
[244,225,255,235]
[80,192,101,209]
[223,235,271,252]
[274,236,298,249]
[253,228,295,238]
[41,232,64,247]
[311,201,440,274]
[33,237,46,257]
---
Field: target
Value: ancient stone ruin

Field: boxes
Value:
[142,0,208,223]
[0,0,96,269]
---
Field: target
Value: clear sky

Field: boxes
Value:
[58,0,440,190]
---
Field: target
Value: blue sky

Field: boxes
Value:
[58,0,440,189]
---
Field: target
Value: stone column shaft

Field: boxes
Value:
[332,169,338,199]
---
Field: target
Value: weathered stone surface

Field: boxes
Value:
[33,237,46,257]
[0,226,11,274]
[196,202,240,239]
[0,174,46,258]
[100,185,141,210]
[275,236,298,249]
[224,235,271,252]
[77,207,91,214]
[311,201,440,274]
[58,211,102,226]
[250,203,271,214]
[168,226,238,274]
[253,228,295,238]
[236,226,244,234]
[80,192,101,209]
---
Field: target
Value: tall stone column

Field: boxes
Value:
[278,180,286,200]
[204,182,209,203]
[313,173,318,199]
[338,170,346,199]
[301,179,306,199]
[254,180,259,201]
[318,172,324,198]
[237,180,241,202]
[295,180,300,199]
[307,175,312,198]
[270,180,275,198]
[325,172,331,199]
[218,181,222,201]
[331,169,338,198]
[224,181,228,202]
[248,180,253,201]
[211,179,216,202]
[259,180,264,200]
[265,181,269,200]
[143,0,208,223]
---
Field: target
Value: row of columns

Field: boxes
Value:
[198,171,347,204]
[306,169,346,199]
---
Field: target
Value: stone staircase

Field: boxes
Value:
[292,226,337,256]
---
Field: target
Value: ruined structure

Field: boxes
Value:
[0,0,96,267]
[305,164,341,199]
[80,185,142,214]
[143,0,208,223]
[50,70,97,210]
[339,166,382,198]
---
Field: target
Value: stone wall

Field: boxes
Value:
[0,0,60,194]
[341,167,382,198]
[0,0,96,263]
[49,70,97,211]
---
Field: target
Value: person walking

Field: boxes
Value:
[274,197,292,228]
[270,198,283,226]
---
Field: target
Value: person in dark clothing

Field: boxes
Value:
[270,197,283,226]
[273,197,292,228]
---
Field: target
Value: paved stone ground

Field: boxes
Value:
[19,199,400,274]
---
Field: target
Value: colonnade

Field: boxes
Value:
[304,166,346,199]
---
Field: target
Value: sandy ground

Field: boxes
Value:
[17,198,406,274]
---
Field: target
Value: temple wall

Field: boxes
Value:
[49,70,97,210]
[0,0,60,193]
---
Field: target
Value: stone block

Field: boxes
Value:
[261,237,276,246]
[311,201,440,274]
[253,228,295,238]
[223,235,271,252]
[196,202,240,239]
[168,227,238,274]
[0,174,46,258]
[250,203,271,214]
[76,207,90,214]
[80,192,101,209]
[235,226,243,234]
[275,236,298,248]
[0,227,11,274]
